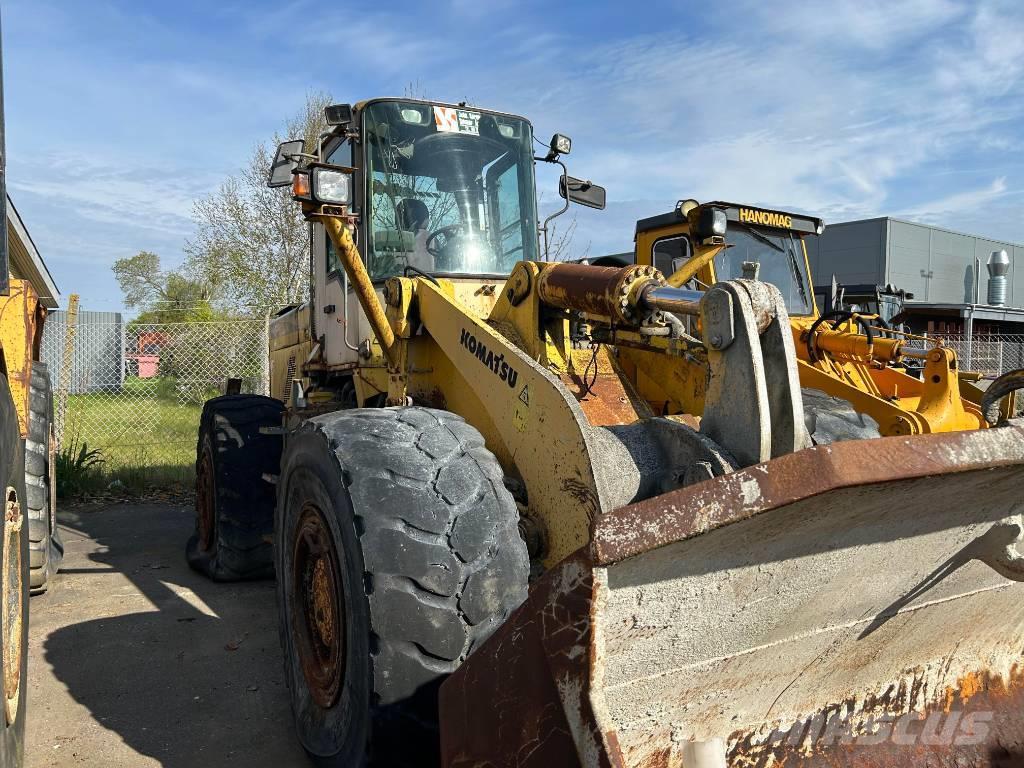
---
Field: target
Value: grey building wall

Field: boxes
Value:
[806,218,886,288]
[811,217,1023,307]
[41,310,124,394]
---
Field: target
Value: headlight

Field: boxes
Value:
[710,208,727,236]
[694,206,727,241]
[312,167,353,205]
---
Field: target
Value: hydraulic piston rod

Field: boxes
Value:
[638,284,704,316]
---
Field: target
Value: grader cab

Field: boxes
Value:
[188,98,1024,767]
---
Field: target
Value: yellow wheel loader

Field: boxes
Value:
[190,98,1024,767]
[629,200,1018,438]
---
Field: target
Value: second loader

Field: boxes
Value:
[630,200,1019,438]
[190,97,1024,767]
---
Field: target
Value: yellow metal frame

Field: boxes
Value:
[0,280,43,438]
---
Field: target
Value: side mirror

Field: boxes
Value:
[268,139,305,188]
[559,175,606,210]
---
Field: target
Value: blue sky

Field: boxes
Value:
[5,0,1024,313]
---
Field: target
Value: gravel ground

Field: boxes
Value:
[25,502,307,767]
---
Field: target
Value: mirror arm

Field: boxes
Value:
[536,156,570,262]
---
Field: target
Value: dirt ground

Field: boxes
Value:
[26,502,308,767]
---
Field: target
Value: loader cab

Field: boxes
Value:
[303,98,570,370]
[330,99,540,281]
[635,201,823,317]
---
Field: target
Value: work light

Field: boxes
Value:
[312,167,353,205]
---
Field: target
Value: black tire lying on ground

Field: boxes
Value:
[0,371,29,767]
[803,387,882,444]
[26,363,62,594]
[276,407,529,768]
[186,394,284,581]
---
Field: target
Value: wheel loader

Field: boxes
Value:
[630,200,1019,438]
[189,97,1024,767]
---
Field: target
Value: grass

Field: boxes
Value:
[59,375,205,496]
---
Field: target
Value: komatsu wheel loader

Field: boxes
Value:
[189,98,1024,767]
[630,200,1019,438]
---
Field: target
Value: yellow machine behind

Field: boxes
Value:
[630,199,1009,437]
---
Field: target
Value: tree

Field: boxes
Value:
[185,92,333,315]
[112,251,220,324]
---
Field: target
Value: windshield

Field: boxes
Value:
[715,224,814,315]
[362,101,538,280]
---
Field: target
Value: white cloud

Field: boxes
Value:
[896,176,1009,221]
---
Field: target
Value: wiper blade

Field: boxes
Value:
[737,224,784,253]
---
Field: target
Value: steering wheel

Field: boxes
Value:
[426,224,463,258]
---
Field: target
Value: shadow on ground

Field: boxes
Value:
[29,502,306,768]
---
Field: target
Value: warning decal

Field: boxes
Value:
[518,385,530,407]
[433,106,480,136]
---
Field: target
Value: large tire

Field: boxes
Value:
[276,407,529,767]
[803,388,882,444]
[26,363,61,594]
[186,395,284,581]
[0,372,29,767]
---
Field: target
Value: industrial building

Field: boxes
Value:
[805,217,1023,334]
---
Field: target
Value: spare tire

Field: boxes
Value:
[186,394,284,581]
[26,362,61,594]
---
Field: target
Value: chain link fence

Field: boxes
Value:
[42,317,269,487]
[905,334,1024,377]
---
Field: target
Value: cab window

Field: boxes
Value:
[652,236,690,276]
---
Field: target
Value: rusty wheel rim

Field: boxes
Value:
[1,487,23,725]
[291,503,344,708]
[196,439,215,552]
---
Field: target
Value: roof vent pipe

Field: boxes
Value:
[987,249,1010,306]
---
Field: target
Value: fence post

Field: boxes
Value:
[262,315,271,396]
[55,293,80,447]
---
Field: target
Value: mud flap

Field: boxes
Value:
[440,426,1024,767]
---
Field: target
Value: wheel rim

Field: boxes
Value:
[291,503,344,709]
[2,487,23,725]
[196,440,215,552]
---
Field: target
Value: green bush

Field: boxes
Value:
[55,437,106,498]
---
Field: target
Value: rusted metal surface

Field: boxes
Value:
[195,439,215,552]
[591,425,1024,566]
[440,554,619,768]
[537,263,662,324]
[291,503,344,709]
[559,346,644,427]
[2,487,22,725]
[729,666,1024,767]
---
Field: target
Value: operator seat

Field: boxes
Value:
[396,198,433,271]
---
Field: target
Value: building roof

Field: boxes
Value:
[6,196,59,309]
[901,302,1024,323]
[824,216,1024,251]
